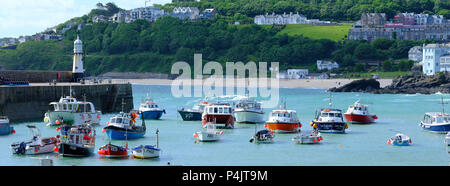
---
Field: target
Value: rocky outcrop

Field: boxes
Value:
[329,78,380,92]
[329,72,450,94]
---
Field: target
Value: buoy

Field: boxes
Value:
[56,135,60,138]
[56,128,60,132]
[193,133,198,138]
[107,121,110,125]
[264,124,267,128]
[338,144,343,147]
[409,140,412,143]
[54,146,59,152]
[97,115,101,119]
[299,123,302,128]
[102,128,107,133]
[313,124,317,128]
[310,122,313,126]
[387,140,391,145]
[35,148,39,152]
[55,120,60,125]
[44,117,49,123]
[12,130,15,134]
[345,124,348,129]
[313,139,316,143]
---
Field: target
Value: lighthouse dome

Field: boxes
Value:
[74,35,83,45]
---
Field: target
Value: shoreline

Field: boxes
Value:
[109,78,393,89]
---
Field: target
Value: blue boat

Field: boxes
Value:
[103,112,146,140]
[420,98,450,133]
[139,94,165,120]
[387,133,412,146]
[0,116,14,135]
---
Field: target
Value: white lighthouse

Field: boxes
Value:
[72,35,84,81]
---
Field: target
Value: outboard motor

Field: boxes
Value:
[15,142,26,154]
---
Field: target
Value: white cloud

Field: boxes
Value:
[0,0,171,38]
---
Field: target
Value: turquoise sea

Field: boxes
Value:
[1,84,449,166]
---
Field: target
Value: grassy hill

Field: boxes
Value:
[276,23,353,42]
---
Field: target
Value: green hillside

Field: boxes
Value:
[277,23,353,42]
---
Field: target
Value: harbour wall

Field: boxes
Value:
[0,70,73,83]
[0,83,133,122]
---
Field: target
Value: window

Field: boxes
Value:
[214,108,218,113]
[116,118,123,124]
[219,107,223,113]
[209,107,213,113]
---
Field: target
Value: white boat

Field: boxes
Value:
[0,116,14,135]
[312,95,347,133]
[234,98,264,124]
[292,128,323,144]
[445,132,450,146]
[387,133,412,146]
[11,125,58,155]
[132,129,161,159]
[250,129,274,144]
[194,122,223,142]
[419,97,450,133]
[44,96,101,126]
[139,94,165,120]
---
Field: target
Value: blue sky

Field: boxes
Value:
[0,0,172,38]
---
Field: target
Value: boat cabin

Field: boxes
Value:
[50,96,96,113]
[204,103,233,115]
[140,102,160,109]
[66,126,94,146]
[422,112,450,124]
[108,113,134,128]
[315,108,344,122]
[0,116,8,124]
[235,100,262,111]
[267,110,299,123]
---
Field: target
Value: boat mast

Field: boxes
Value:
[441,96,447,114]
[156,128,159,148]
[329,93,333,108]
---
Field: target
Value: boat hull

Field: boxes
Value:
[314,122,346,133]
[178,110,202,121]
[11,144,56,155]
[388,140,411,146]
[132,146,160,159]
[266,122,300,133]
[58,143,94,157]
[197,132,220,142]
[140,110,164,120]
[234,111,264,124]
[446,137,450,146]
[344,114,376,124]
[98,145,128,158]
[419,122,450,133]
[105,128,145,140]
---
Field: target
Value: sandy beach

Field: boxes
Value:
[108,78,393,89]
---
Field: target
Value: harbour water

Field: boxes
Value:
[1,84,450,166]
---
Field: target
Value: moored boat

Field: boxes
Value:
[250,129,274,144]
[311,95,347,133]
[292,126,323,144]
[178,101,208,121]
[11,125,57,155]
[132,129,161,159]
[139,94,165,120]
[344,100,377,124]
[193,122,223,142]
[44,95,101,126]
[57,124,96,157]
[103,112,146,140]
[98,143,129,158]
[0,116,15,135]
[234,98,264,124]
[387,133,412,146]
[265,101,301,133]
[202,103,234,129]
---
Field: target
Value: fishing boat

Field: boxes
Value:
[44,95,101,126]
[178,101,209,121]
[250,129,274,144]
[193,122,223,142]
[11,125,57,155]
[202,103,234,129]
[98,143,129,158]
[419,97,450,133]
[311,94,347,133]
[344,100,378,124]
[132,129,161,159]
[139,94,165,120]
[387,133,412,146]
[234,98,264,124]
[0,116,15,135]
[57,124,96,157]
[103,112,146,140]
[265,101,301,133]
[292,125,323,144]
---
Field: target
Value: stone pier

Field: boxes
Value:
[0,83,133,122]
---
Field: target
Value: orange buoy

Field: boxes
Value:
[55,120,60,125]
[338,144,343,147]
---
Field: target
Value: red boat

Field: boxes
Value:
[344,100,378,124]
[202,103,234,129]
[98,143,128,158]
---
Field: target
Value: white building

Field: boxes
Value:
[422,43,450,75]
[287,69,308,79]
[172,7,200,20]
[317,60,339,70]
[408,46,423,62]
[112,6,166,23]
[254,12,308,25]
